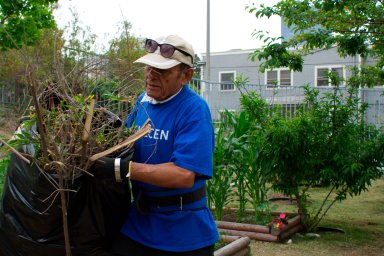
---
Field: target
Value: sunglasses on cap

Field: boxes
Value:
[145,39,193,62]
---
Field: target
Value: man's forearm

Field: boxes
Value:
[130,162,195,188]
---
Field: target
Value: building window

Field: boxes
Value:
[280,70,291,86]
[316,66,344,86]
[219,71,236,91]
[267,70,278,87]
[266,69,292,88]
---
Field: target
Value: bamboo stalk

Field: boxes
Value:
[0,137,30,164]
[88,119,151,162]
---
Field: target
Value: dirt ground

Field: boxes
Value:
[0,127,16,139]
[0,107,19,158]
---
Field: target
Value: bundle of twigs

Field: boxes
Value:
[1,76,149,256]
[26,81,150,178]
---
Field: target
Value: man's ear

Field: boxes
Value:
[182,68,194,84]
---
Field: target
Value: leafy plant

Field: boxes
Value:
[0,0,58,50]
[0,153,10,192]
[105,19,146,92]
[256,84,384,232]
[209,75,272,222]
[209,114,235,220]
[238,85,273,222]
[226,111,250,221]
[247,0,384,87]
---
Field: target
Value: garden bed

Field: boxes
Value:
[215,208,302,242]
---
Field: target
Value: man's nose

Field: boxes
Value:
[146,71,155,81]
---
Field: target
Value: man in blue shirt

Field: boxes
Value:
[96,35,219,256]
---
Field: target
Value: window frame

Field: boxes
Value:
[265,68,293,89]
[219,71,236,92]
[315,65,346,87]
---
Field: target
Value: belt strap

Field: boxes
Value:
[144,185,206,208]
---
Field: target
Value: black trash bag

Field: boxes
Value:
[0,125,131,256]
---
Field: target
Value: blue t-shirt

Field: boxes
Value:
[122,85,219,252]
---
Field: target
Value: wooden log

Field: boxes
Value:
[220,235,242,243]
[214,237,251,256]
[281,215,301,232]
[270,215,302,236]
[280,224,303,240]
[216,220,270,234]
[232,248,249,256]
[216,207,297,217]
[218,228,278,242]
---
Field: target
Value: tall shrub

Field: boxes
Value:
[256,85,384,231]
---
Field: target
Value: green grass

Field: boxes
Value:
[249,177,384,255]
[0,154,10,195]
[0,106,17,195]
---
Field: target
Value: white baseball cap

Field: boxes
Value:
[134,35,194,69]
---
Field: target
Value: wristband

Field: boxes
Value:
[114,158,122,182]
[127,161,132,179]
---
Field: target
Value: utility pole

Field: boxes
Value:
[206,0,210,83]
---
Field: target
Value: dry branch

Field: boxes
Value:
[82,98,95,142]
[88,119,151,162]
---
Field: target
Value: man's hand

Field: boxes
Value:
[90,147,134,182]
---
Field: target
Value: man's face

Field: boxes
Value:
[144,65,192,101]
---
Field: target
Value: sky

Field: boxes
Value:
[54,0,281,56]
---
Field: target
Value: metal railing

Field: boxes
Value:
[0,79,30,108]
[2,79,384,129]
[196,79,384,129]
